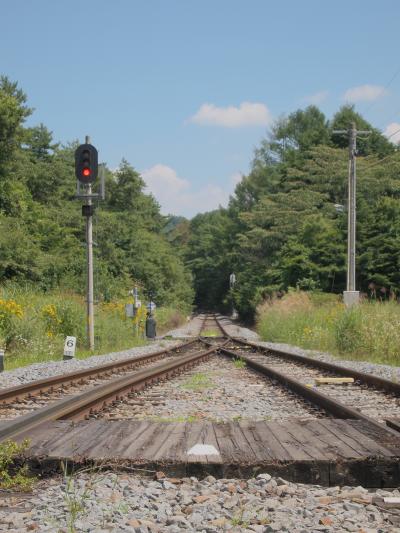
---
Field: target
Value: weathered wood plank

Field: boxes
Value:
[248,420,293,461]
[306,420,365,458]
[386,418,400,436]
[185,422,212,463]
[328,419,394,457]
[137,422,178,461]
[263,421,313,461]
[15,418,400,488]
[283,420,337,460]
[214,422,248,463]
[233,420,274,461]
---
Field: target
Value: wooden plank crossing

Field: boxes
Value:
[19,419,400,487]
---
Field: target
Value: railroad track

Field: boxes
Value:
[0,311,398,452]
[0,315,223,440]
[0,339,199,415]
[199,313,225,337]
[214,316,400,435]
[0,312,213,415]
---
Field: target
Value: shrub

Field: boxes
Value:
[0,298,24,347]
[0,439,35,491]
[42,301,84,339]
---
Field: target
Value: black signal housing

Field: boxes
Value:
[75,143,98,183]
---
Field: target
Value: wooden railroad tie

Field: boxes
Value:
[314,377,354,385]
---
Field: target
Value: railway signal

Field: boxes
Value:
[75,143,98,183]
[74,136,104,350]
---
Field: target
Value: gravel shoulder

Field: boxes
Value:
[1,471,399,532]
[0,340,182,389]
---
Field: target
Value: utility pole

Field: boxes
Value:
[333,123,370,306]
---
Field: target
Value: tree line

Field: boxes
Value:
[2,75,400,321]
[0,76,193,309]
[177,104,400,319]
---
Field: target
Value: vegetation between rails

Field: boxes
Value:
[257,291,400,366]
[181,372,215,391]
[233,357,246,369]
[201,328,220,337]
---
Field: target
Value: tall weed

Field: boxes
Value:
[257,291,400,365]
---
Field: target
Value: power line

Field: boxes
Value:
[386,125,400,141]
[362,151,400,171]
[363,64,400,115]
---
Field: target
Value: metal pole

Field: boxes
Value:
[85,135,95,350]
[348,122,357,292]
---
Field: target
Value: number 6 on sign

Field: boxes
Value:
[64,336,77,360]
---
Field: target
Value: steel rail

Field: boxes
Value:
[230,337,400,395]
[198,313,226,338]
[213,316,400,437]
[216,317,400,395]
[0,338,198,404]
[216,344,399,437]
[198,314,209,335]
[0,343,223,442]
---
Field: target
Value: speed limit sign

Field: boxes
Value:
[63,336,77,360]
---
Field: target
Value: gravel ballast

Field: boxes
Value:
[100,355,324,422]
[1,471,399,532]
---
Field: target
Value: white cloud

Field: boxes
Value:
[343,84,387,102]
[304,90,329,105]
[142,164,188,193]
[384,122,400,144]
[230,172,243,186]
[141,164,234,217]
[189,102,272,127]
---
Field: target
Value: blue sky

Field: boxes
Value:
[2,0,400,217]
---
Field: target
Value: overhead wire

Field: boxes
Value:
[363,64,400,116]
[362,151,399,171]
[385,125,400,141]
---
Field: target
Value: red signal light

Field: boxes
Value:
[83,168,91,177]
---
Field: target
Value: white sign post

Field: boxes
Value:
[63,336,77,360]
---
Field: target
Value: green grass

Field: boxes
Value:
[0,284,186,370]
[181,372,214,390]
[201,328,220,337]
[257,290,400,365]
[233,357,246,369]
